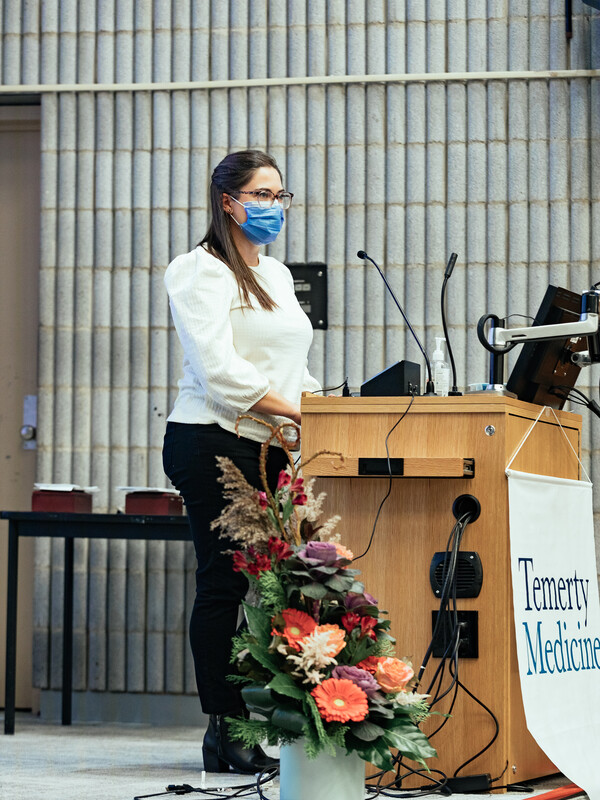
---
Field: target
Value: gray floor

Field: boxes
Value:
[0,712,583,800]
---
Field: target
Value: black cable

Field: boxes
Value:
[451,671,500,777]
[416,513,470,688]
[134,766,279,800]
[551,385,600,420]
[352,390,417,562]
[491,761,509,784]
[311,379,349,394]
[366,765,449,797]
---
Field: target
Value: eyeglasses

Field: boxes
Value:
[234,189,294,210]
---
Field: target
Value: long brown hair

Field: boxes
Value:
[200,150,282,311]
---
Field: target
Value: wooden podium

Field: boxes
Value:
[300,394,582,786]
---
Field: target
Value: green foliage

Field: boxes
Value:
[241,685,278,716]
[243,601,272,641]
[226,716,298,749]
[226,674,253,685]
[325,721,350,750]
[271,706,309,734]
[247,640,280,675]
[370,636,396,658]
[298,582,328,599]
[229,632,250,662]
[353,738,396,772]
[381,717,438,768]
[343,631,373,665]
[268,672,306,701]
[281,495,294,524]
[351,720,386,741]
[303,693,337,756]
[257,569,287,614]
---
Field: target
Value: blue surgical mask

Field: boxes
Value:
[230,196,285,245]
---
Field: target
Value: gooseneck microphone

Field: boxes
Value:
[441,252,462,395]
[357,250,435,395]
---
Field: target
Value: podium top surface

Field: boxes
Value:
[301,393,581,427]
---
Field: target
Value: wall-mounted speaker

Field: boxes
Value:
[429,551,483,598]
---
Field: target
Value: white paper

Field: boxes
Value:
[34,483,99,493]
[115,486,180,495]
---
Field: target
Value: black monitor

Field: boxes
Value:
[505,285,588,409]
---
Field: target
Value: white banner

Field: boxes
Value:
[507,469,600,800]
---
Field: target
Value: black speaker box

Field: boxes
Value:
[429,551,483,598]
[360,360,420,397]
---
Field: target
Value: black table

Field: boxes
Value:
[1,511,191,734]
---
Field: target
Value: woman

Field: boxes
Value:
[162,150,321,773]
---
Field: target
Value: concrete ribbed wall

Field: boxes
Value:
[2,2,599,699]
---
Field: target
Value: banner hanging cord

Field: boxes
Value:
[505,405,590,483]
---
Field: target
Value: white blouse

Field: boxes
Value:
[165,245,321,443]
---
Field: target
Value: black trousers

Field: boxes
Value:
[162,421,288,714]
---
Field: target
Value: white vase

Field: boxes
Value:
[279,739,365,800]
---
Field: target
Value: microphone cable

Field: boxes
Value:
[310,379,349,395]
[352,389,417,563]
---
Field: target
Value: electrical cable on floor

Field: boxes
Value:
[133,766,279,800]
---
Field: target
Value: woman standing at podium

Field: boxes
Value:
[162,150,321,773]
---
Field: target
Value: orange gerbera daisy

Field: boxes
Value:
[280,608,317,650]
[311,678,369,723]
[310,624,347,657]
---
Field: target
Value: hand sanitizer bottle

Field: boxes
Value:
[432,337,450,396]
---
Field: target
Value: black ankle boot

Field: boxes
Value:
[202,713,279,774]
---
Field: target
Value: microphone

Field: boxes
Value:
[357,250,435,395]
[441,252,462,395]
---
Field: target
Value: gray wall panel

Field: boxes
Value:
[2,3,599,704]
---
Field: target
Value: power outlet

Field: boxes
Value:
[431,610,479,658]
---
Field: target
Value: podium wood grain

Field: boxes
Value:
[300,395,580,787]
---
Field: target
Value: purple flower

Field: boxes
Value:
[331,665,381,697]
[298,541,339,566]
[345,591,378,611]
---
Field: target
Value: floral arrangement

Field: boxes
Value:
[212,417,436,771]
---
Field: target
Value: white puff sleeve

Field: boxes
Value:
[165,250,271,412]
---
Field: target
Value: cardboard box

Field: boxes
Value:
[125,492,183,515]
[32,489,93,513]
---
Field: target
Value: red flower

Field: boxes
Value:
[246,552,271,576]
[360,616,378,640]
[255,491,269,509]
[267,536,293,561]
[234,548,271,576]
[289,477,304,493]
[232,551,249,572]
[356,655,386,675]
[248,548,271,574]
[292,492,307,506]
[277,471,291,490]
[341,612,361,633]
